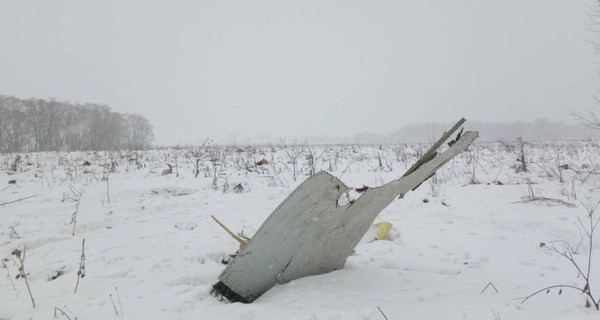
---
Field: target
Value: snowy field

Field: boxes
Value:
[1,140,600,320]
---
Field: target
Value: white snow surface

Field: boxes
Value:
[1,141,600,319]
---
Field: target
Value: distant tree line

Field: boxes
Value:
[0,95,153,153]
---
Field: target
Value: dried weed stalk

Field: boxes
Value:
[521,202,600,310]
[11,247,36,308]
[74,238,86,294]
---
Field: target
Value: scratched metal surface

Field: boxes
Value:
[217,131,479,302]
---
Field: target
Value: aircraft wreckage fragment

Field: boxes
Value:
[213,118,478,303]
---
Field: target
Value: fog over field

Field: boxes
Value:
[0,0,598,145]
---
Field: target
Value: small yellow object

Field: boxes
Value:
[374,222,392,241]
[211,215,248,248]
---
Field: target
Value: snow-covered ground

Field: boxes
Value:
[1,140,600,319]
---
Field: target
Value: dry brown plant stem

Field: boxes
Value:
[11,247,36,308]
[521,202,600,310]
[74,238,86,294]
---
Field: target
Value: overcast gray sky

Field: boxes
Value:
[0,0,598,145]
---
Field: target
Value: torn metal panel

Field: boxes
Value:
[214,130,478,303]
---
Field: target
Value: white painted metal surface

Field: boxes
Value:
[216,131,479,302]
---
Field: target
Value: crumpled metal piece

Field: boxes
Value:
[214,129,478,303]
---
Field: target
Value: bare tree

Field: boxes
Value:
[572,1,600,129]
[122,113,154,150]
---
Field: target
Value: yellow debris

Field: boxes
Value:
[374,222,392,241]
[211,215,248,248]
